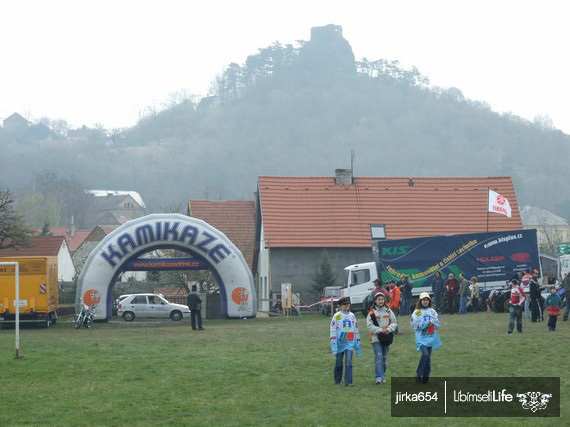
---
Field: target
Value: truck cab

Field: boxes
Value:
[342,262,377,311]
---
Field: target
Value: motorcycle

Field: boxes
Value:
[75,300,97,329]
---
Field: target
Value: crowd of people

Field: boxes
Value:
[328,270,570,386]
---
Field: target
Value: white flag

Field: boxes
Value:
[488,189,512,218]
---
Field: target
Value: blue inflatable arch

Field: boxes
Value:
[76,214,256,320]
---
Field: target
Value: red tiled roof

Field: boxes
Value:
[258,176,523,247]
[34,227,90,253]
[188,200,256,268]
[0,236,65,257]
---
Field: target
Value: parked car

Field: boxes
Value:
[117,293,190,321]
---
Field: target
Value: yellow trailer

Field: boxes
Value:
[0,256,59,328]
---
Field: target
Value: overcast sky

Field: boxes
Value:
[1,0,569,134]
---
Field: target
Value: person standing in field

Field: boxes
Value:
[508,279,526,334]
[470,277,479,313]
[387,280,400,316]
[411,292,441,384]
[330,297,362,386]
[187,284,204,330]
[458,273,470,314]
[365,279,390,310]
[445,273,460,314]
[399,275,413,316]
[564,272,570,321]
[529,269,542,322]
[366,293,397,384]
[521,270,532,319]
[545,286,562,331]
[431,271,445,313]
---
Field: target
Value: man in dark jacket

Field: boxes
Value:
[529,269,542,322]
[187,285,204,330]
[398,275,413,316]
[563,272,570,321]
[445,273,460,314]
[431,271,445,313]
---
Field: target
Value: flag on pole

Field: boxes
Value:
[488,189,512,218]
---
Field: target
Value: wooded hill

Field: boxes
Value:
[1,24,569,224]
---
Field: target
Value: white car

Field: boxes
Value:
[117,293,190,321]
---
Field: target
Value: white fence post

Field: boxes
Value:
[0,262,21,358]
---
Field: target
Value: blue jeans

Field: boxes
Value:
[524,297,531,319]
[508,305,523,332]
[530,298,541,322]
[459,295,469,314]
[401,298,411,316]
[372,342,389,381]
[417,345,432,379]
[334,350,353,385]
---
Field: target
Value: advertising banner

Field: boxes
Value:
[372,229,539,285]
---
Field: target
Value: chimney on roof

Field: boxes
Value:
[334,168,353,185]
[70,215,76,237]
[409,178,414,187]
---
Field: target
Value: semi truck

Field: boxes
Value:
[342,229,540,312]
[0,256,59,328]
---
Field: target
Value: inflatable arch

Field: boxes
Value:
[76,214,256,320]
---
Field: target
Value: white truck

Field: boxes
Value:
[342,261,430,314]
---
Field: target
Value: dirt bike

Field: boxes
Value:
[75,300,97,329]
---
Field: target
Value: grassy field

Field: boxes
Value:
[1,311,568,426]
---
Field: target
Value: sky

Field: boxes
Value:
[1,0,569,134]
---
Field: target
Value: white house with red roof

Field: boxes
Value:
[0,235,76,283]
[34,226,91,254]
[255,169,524,308]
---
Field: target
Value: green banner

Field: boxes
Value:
[557,244,570,255]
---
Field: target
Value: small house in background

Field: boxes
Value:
[84,190,146,228]
[0,236,75,284]
[34,226,91,254]
[72,225,145,282]
[520,205,570,254]
[2,112,30,130]
[72,225,117,274]
[255,170,524,310]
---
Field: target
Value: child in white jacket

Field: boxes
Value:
[366,292,398,384]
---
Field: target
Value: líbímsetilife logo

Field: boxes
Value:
[517,392,552,413]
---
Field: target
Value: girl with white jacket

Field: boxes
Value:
[366,293,398,384]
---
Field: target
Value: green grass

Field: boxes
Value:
[1,312,568,426]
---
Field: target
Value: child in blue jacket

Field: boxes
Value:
[411,292,442,384]
[330,297,362,386]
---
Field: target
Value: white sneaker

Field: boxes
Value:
[381,378,386,384]
[375,378,382,385]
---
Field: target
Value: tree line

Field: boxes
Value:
[1,25,569,231]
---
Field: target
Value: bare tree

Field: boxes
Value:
[0,189,32,250]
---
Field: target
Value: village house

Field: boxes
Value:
[0,235,75,284]
[84,190,146,228]
[254,170,524,310]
